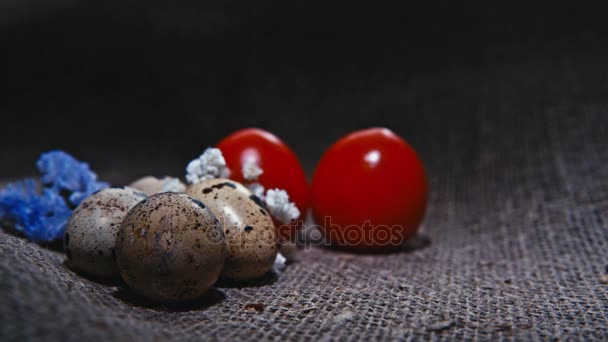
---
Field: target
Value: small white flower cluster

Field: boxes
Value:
[264,189,301,224]
[185,148,231,184]
[273,252,287,273]
[247,182,266,199]
[242,159,264,181]
[242,159,300,224]
[161,177,186,193]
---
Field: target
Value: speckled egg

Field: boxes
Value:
[64,187,147,278]
[129,176,185,196]
[128,176,163,195]
[115,192,225,302]
[187,178,278,281]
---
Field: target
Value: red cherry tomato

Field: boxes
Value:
[311,128,428,252]
[217,128,309,236]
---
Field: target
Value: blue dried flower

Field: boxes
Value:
[0,151,109,242]
[37,151,108,205]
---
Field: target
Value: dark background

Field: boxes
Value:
[2,3,608,339]
[1,1,607,183]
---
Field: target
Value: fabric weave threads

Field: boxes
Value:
[2,70,608,340]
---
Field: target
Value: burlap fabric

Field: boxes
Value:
[2,49,608,341]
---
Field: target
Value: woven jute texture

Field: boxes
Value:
[2,62,608,340]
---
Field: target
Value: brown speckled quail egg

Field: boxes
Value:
[115,192,225,302]
[128,176,185,196]
[64,186,147,278]
[187,178,278,281]
[128,176,163,195]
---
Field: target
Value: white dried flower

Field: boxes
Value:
[161,177,186,193]
[185,148,231,184]
[247,182,266,200]
[242,159,263,181]
[273,252,287,273]
[264,188,300,224]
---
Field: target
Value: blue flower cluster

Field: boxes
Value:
[0,151,109,242]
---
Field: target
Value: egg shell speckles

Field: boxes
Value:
[186,178,278,281]
[64,187,147,279]
[115,192,226,302]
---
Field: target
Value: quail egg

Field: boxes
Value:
[64,187,147,278]
[129,176,186,196]
[187,178,278,281]
[115,192,225,302]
